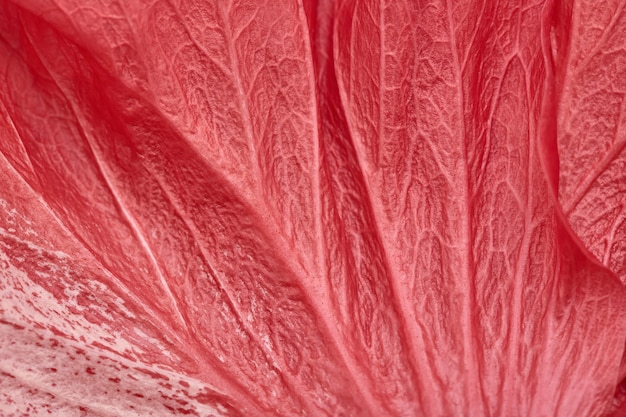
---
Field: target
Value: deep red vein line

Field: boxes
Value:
[444,1,483,414]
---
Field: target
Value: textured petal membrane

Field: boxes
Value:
[334,0,626,416]
[555,0,626,286]
[0,0,625,416]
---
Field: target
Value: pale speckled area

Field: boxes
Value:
[0,323,234,417]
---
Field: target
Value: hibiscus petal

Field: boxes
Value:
[0,0,625,416]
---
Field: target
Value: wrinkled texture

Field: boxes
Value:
[0,0,625,416]
[556,0,626,286]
